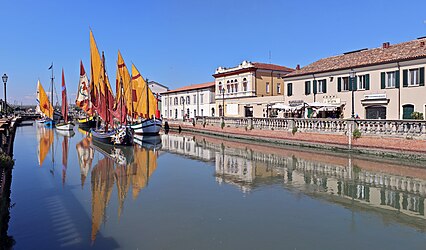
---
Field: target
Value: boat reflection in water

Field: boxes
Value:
[86,135,161,243]
[161,132,426,230]
[36,125,54,167]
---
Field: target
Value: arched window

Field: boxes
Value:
[174,97,178,105]
[219,105,223,117]
[243,78,247,91]
[218,82,222,93]
[186,96,190,104]
[211,108,215,117]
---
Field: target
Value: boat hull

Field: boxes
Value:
[55,122,75,131]
[44,119,56,128]
[130,119,162,135]
[133,134,162,150]
[90,127,133,146]
[77,117,97,130]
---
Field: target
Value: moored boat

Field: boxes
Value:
[90,127,133,146]
[55,69,75,131]
[130,118,162,135]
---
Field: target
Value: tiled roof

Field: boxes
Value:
[165,82,215,94]
[285,38,426,78]
[252,62,294,72]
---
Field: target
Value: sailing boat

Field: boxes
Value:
[36,80,54,124]
[128,64,162,135]
[44,63,57,127]
[89,30,133,145]
[76,61,96,130]
[56,69,75,131]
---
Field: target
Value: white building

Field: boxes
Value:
[161,82,216,119]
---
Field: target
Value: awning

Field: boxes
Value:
[271,103,291,110]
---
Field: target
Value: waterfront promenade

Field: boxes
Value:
[166,117,426,160]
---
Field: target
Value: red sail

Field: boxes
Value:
[61,69,68,123]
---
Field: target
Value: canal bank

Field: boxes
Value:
[166,117,426,161]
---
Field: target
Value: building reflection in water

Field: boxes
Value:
[81,136,162,244]
[0,164,15,248]
[161,133,426,227]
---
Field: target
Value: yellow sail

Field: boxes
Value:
[37,80,53,119]
[90,30,112,97]
[115,51,132,115]
[131,64,157,118]
[36,126,54,167]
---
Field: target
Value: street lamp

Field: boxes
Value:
[349,70,356,118]
[221,88,225,117]
[2,74,8,116]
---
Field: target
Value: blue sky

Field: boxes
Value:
[1,0,426,104]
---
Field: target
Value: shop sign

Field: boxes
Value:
[323,98,341,104]
[364,94,386,100]
[288,100,304,107]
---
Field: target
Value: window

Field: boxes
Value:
[402,104,414,119]
[200,94,204,104]
[193,95,196,104]
[317,79,326,93]
[287,83,293,96]
[242,78,248,91]
[201,109,203,116]
[174,97,178,105]
[358,75,366,89]
[409,69,419,85]
[170,110,172,117]
[387,72,396,88]
[169,97,172,105]
[218,82,222,93]
[227,85,230,93]
[342,77,349,91]
[186,96,190,104]
[305,81,311,95]
[277,83,281,94]
[194,109,196,117]
[266,82,270,93]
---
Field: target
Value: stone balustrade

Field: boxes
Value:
[189,116,426,138]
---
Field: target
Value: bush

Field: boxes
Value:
[221,122,225,129]
[411,112,424,120]
[292,127,298,135]
[353,128,361,139]
[0,153,14,168]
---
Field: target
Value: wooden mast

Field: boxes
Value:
[146,78,149,118]
[102,51,109,132]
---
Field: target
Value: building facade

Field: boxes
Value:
[213,61,294,118]
[284,38,426,119]
[161,82,216,120]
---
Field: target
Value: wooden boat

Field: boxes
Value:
[36,80,55,127]
[56,69,75,131]
[76,61,96,129]
[90,127,133,146]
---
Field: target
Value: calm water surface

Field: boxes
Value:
[4,124,426,249]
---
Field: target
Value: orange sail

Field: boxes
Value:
[115,51,132,116]
[37,80,54,119]
[36,126,54,167]
[131,64,157,119]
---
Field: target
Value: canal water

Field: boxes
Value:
[4,124,426,249]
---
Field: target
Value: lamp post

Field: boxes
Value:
[221,88,225,117]
[350,70,356,118]
[2,74,8,116]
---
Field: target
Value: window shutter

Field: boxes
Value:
[337,77,341,92]
[287,83,292,96]
[420,67,425,86]
[322,79,327,93]
[395,70,400,88]
[313,80,317,94]
[365,74,370,90]
[381,72,386,89]
[402,69,408,87]
[353,76,357,91]
[305,81,309,95]
[349,78,352,91]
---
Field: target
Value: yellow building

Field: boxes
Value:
[213,61,294,117]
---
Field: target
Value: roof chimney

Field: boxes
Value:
[382,42,390,49]
[296,64,300,70]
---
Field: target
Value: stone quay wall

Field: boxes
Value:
[165,117,426,160]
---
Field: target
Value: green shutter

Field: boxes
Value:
[381,72,386,89]
[313,80,317,94]
[420,67,425,86]
[349,78,352,91]
[337,77,341,92]
[365,74,370,90]
[403,69,408,87]
[395,70,400,88]
[305,81,309,95]
[322,79,327,93]
[353,76,357,91]
[287,83,292,96]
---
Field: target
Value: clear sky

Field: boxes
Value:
[1,0,426,105]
